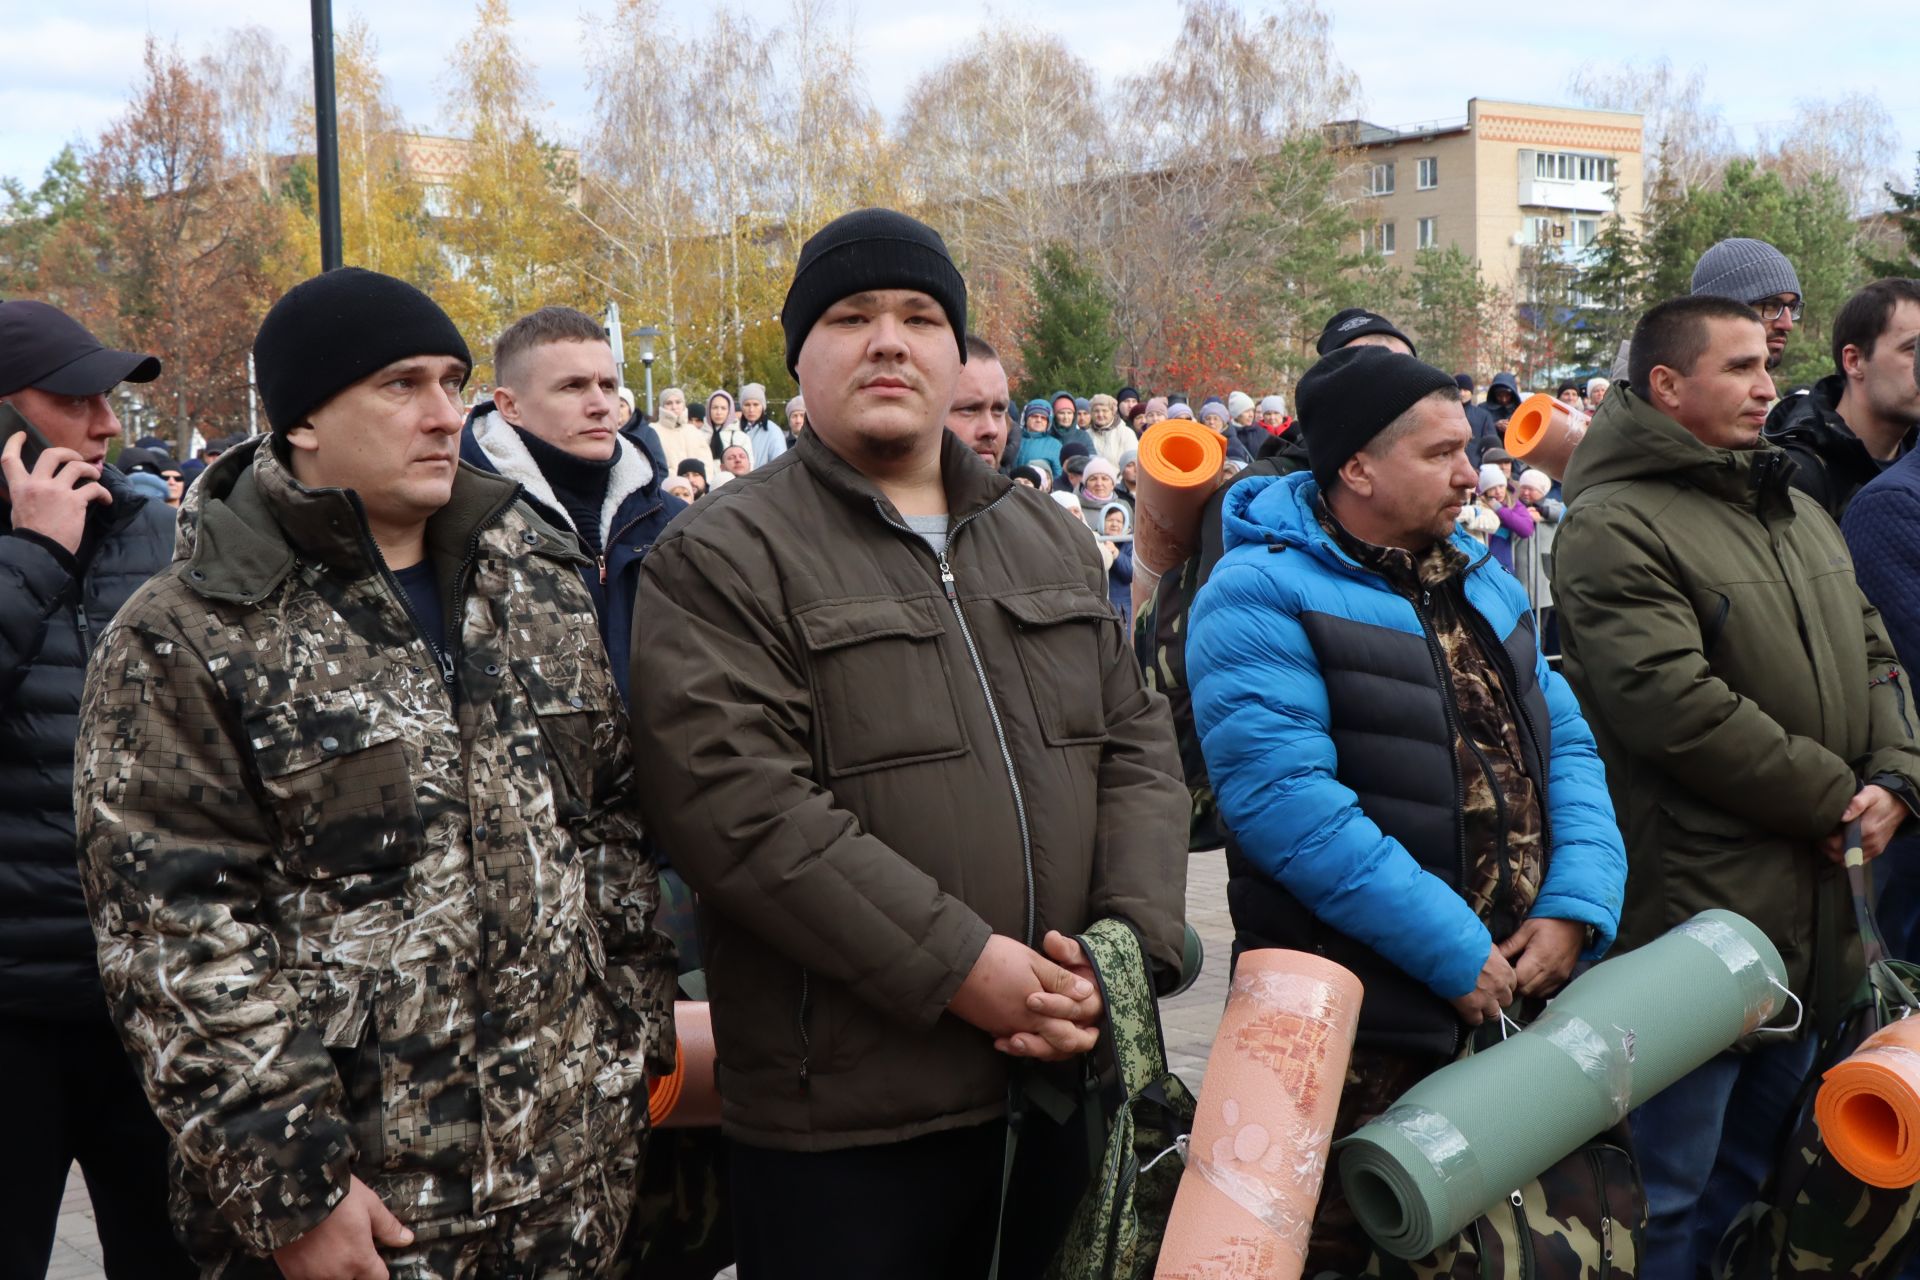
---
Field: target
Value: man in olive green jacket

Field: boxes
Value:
[1553,295,1920,1277]
[629,209,1188,1280]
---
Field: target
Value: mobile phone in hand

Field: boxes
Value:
[0,402,52,473]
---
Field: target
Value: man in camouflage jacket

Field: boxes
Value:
[74,269,674,1279]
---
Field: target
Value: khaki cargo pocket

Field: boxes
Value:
[245,694,427,877]
[510,654,601,819]
[794,596,969,777]
[997,586,1114,747]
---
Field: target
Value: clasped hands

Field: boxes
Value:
[949,931,1103,1062]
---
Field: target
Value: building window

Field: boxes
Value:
[1370,162,1395,196]
[1418,217,1437,249]
[1375,221,1396,255]
[1523,216,1553,245]
[1573,217,1600,248]
[1417,157,1438,189]
[423,184,453,217]
[1534,151,1615,184]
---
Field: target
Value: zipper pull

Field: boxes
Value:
[438,650,456,685]
[937,552,957,602]
[597,554,607,585]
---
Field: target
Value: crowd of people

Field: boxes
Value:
[4,206,1920,1280]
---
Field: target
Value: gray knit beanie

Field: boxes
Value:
[1690,238,1801,304]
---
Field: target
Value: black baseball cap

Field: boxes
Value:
[1316,307,1417,358]
[0,300,161,397]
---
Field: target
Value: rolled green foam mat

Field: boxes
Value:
[1335,909,1786,1259]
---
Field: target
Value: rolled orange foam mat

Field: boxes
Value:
[1503,394,1589,482]
[1131,421,1227,615]
[1156,950,1363,1279]
[1816,1016,1920,1188]
[647,1000,721,1129]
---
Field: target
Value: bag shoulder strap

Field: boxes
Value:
[1076,917,1170,1098]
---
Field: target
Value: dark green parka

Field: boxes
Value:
[1552,387,1920,1022]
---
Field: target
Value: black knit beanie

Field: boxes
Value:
[1297,345,1461,489]
[253,268,472,434]
[1315,307,1418,358]
[780,208,967,375]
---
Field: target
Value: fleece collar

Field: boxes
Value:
[469,406,654,541]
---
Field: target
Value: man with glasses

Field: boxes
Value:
[1692,237,1802,374]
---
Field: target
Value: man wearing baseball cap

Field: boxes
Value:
[72,268,675,1277]
[629,209,1187,1278]
[0,300,189,1278]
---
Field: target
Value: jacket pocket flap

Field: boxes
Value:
[280,967,374,1048]
[245,692,408,778]
[794,595,946,651]
[996,585,1115,629]
[509,654,594,718]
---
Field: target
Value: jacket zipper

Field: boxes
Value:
[797,971,811,1093]
[792,490,1029,1094]
[1463,593,1556,934]
[73,599,93,655]
[871,494,1033,944]
[1414,589,1470,895]
[347,490,519,687]
[1413,588,1468,1056]
[1588,1147,1614,1279]
[1508,1188,1535,1280]
[923,494,1035,947]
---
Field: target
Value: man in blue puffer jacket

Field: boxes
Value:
[1188,344,1625,1273]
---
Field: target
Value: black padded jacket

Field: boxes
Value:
[0,463,175,1019]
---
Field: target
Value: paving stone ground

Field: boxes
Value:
[51,850,1234,1278]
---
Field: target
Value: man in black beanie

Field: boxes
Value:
[73,267,676,1278]
[629,209,1188,1279]
[1183,344,1624,1271]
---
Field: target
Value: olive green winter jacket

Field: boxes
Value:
[629,428,1188,1151]
[1551,386,1920,1023]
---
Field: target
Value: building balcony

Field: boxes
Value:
[1518,178,1615,214]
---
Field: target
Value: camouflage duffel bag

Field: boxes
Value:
[1326,1122,1646,1280]
[1042,917,1198,1280]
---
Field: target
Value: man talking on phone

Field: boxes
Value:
[0,299,190,1277]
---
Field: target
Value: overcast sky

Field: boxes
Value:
[4,0,1917,198]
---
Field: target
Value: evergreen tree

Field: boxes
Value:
[1405,246,1494,377]
[1019,242,1118,401]
[1862,153,1920,278]
[1637,156,1865,388]
[1228,133,1393,377]
[1570,207,1647,373]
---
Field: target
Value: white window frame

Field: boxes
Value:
[1417,157,1438,190]
[1377,221,1396,255]
[1418,216,1437,250]
[1534,151,1615,184]
[1370,162,1396,196]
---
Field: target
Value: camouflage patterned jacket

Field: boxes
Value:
[74,438,675,1258]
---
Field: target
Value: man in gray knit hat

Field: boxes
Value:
[1691,237,1803,373]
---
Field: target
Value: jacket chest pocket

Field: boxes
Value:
[795,596,969,777]
[509,655,602,820]
[996,587,1114,747]
[246,695,428,878]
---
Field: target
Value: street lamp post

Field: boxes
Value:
[634,325,660,418]
[310,0,342,271]
[603,301,626,392]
